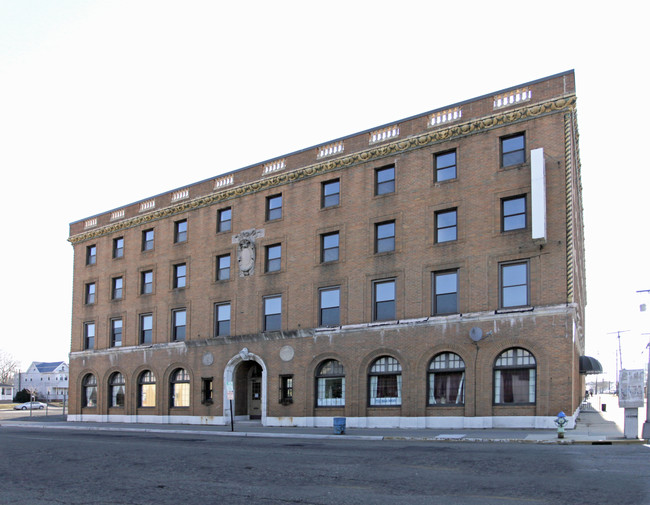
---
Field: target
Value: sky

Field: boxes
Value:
[1,1,648,381]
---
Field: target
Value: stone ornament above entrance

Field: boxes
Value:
[233,229,265,277]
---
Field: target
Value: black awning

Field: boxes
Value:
[579,355,603,375]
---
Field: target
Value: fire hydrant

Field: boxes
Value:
[554,411,568,439]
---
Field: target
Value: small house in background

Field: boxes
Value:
[0,383,15,402]
[14,362,69,401]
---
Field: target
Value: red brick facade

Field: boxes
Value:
[68,70,586,428]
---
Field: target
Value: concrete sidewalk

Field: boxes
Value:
[2,396,647,445]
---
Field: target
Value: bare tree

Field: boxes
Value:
[0,350,20,384]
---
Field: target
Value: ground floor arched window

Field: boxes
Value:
[170,368,190,407]
[316,359,345,407]
[494,348,536,404]
[428,352,465,405]
[82,374,97,408]
[138,370,156,408]
[109,372,125,408]
[369,356,401,406]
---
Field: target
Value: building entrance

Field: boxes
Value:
[248,364,262,419]
[233,360,263,420]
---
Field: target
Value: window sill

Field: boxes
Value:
[495,306,534,314]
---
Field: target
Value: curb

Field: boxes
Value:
[2,422,647,445]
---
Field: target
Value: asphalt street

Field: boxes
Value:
[1,425,649,505]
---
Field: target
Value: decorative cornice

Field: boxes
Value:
[69,95,577,245]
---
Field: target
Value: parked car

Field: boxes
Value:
[13,402,46,410]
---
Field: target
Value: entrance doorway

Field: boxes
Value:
[248,364,262,419]
[232,360,263,420]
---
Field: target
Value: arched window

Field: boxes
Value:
[316,359,345,407]
[138,370,156,408]
[170,368,190,407]
[109,372,125,408]
[428,352,465,405]
[369,356,401,406]
[82,374,97,408]
[494,348,536,404]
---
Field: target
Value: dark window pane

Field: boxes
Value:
[376,167,395,195]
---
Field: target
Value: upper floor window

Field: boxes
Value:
[500,261,529,308]
[433,270,458,315]
[435,150,457,182]
[375,221,395,253]
[113,237,124,259]
[266,194,282,221]
[142,229,154,251]
[494,348,536,404]
[322,179,340,208]
[215,302,231,337]
[173,263,186,289]
[501,133,525,168]
[375,166,395,195]
[218,207,232,233]
[373,279,396,321]
[265,244,282,273]
[319,286,340,327]
[111,318,123,347]
[141,270,153,295]
[85,282,96,304]
[112,277,123,300]
[264,295,282,331]
[502,195,527,231]
[429,352,465,405]
[369,356,401,406]
[321,232,339,263]
[316,359,345,407]
[83,322,95,350]
[217,254,231,281]
[174,219,188,243]
[172,309,186,341]
[435,209,457,243]
[86,245,96,265]
[140,313,153,344]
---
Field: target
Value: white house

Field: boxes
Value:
[15,362,69,401]
[0,383,15,401]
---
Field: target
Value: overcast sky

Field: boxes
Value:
[1,1,648,381]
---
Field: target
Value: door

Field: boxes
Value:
[247,364,262,419]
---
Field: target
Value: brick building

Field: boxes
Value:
[68,70,594,429]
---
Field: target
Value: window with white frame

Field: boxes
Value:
[82,374,97,407]
[494,348,536,404]
[170,368,190,407]
[369,356,402,406]
[138,370,156,407]
[109,372,125,408]
[316,359,345,407]
[428,352,465,405]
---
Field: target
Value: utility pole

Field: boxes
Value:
[638,289,650,439]
[608,330,630,392]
